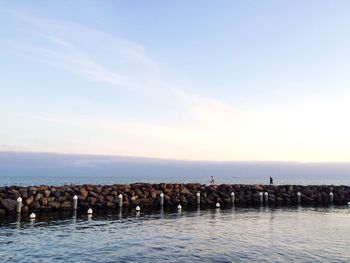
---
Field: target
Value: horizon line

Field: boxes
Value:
[2,150,350,165]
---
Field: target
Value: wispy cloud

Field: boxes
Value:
[2,7,161,91]
[3,7,241,122]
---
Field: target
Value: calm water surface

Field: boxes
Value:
[1,207,350,262]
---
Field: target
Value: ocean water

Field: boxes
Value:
[1,206,350,262]
[2,152,350,186]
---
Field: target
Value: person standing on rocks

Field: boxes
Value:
[210,176,215,185]
[270,176,273,185]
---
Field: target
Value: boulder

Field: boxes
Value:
[89,191,99,198]
[49,201,61,209]
[80,188,89,199]
[0,199,17,211]
[180,188,191,195]
[19,188,28,198]
[29,201,40,210]
[151,192,157,199]
[106,196,114,202]
[87,197,97,205]
[253,185,264,192]
[44,190,51,198]
[39,197,48,206]
[61,201,72,209]
[106,201,114,208]
[25,196,34,206]
[35,193,43,201]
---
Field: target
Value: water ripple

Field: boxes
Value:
[1,207,350,262]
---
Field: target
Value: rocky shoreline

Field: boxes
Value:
[0,183,349,216]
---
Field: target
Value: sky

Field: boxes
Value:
[1,1,350,162]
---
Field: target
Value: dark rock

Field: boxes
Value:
[29,201,40,210]
[87,197,98,205]
[25,196,34,206]
[61,201,72,209]
[44,190,51,198]
[89,191,99,198]
[35,193,43,201]
[0,199,17,211]
[49,201,61,209]
[39,197,48,206]
[253,185,264,192]
[106,196,114,202]
[19,189,28,198]
[80,188,88,199]
[180,188,191,195]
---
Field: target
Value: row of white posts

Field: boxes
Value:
[258,191,335,205]
[15,191,338,219]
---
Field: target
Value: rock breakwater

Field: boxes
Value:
[0,184,349,216]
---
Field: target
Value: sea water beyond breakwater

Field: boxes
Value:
[0,183,349,216]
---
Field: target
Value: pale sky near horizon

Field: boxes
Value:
[1,1,350,162]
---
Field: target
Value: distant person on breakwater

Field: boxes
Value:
[210,176,215,185]
[270,176,273,185]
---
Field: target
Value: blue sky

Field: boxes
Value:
[1,1,350,161]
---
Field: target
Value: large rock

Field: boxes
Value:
[180,188,191,195]
[49,201,61,209]
[25,196,34,206]
[44,190,51,198]
[89,191,99,198]
[253,185,264,192]
[61,201,72,209]
[0,199,17,211]
[106,196,114,202]
[19,188,28,198]
[9,189,20,199]
[80,188,88,199]
[39,197,48,206]
[35,193,43,201]
[150,191,157,199]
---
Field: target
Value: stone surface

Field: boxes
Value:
[80,188,88,199]
[0,199,17,211]
[0,183,349,216]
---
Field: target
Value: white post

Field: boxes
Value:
[160,206,164,217]
[29,213,36,220]
[118,194,123,208]
[329,192,334,204]
[73,195,78,210]
[87,209,93,220]
[216,202,220,208]
[118,207,122,219]
[297,192,301,204]
[231,192,235,204]
[196,192,201,205]
[177,204,182,211]
[259,192,263,203]
[160,192,164,206]
[135,205,140,211]
[16,213,21,225]
[264,192,269,203]
[16,197,22,213]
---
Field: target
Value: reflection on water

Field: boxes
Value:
[1,207,350,262]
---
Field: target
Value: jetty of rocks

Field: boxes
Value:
[0,183,349,216]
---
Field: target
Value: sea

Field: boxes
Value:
[1,151,350,262]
